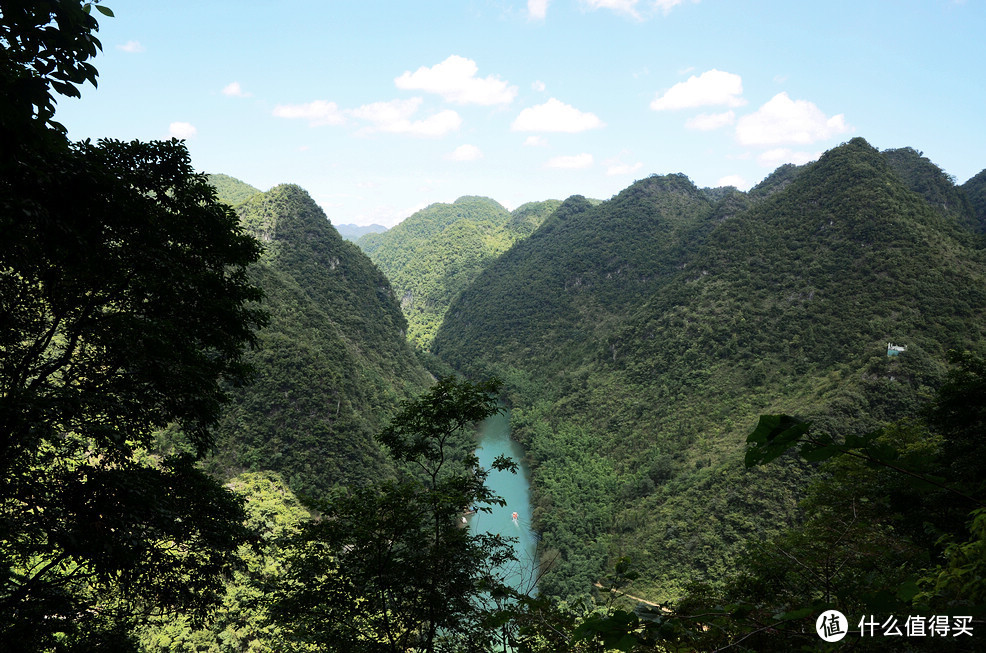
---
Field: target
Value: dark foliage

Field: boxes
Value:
[204,184,431,495]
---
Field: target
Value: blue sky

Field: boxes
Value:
[58,0,985,227]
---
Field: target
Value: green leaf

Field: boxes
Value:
[95,5,115,17]
[745,415,811,467]
[800,444,842,462]
[896,578,921,602]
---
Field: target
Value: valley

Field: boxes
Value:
[188,137,986,649]
[6,2,986,650]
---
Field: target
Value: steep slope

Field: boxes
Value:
[506,199,563,238]
[205,185,431,495]
[357,196,558,348]
[436,174,716,378]
[961,168,986,233]
[208,173,261,206]
[883,147,976,232]
[434,138,986,601]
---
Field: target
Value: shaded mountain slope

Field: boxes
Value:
[205,184,431,495]
[961,168,986,233]
[433,138,986,600]
[436,174,716,378]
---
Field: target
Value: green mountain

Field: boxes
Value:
[207,173,262,206]
[882,146,975,231]
[433,138,986,601]
[336,222,388,242]
[204,184,431,495]
[961,168,986,233]
[356,196,560,348]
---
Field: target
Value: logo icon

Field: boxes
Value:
[816,610,848,642]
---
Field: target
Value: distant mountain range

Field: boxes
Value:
[335,223,388,241]
[206,140,986,603]
[355,196,561,348]
[433,138,986,599]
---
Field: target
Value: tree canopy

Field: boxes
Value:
[1,2,268,648]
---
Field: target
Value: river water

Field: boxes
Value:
[468,410,538,594]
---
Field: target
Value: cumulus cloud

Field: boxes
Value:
[583,0,693,19]
[168,122,197,140]
[117,40,145,53]
[222,82,251,98]
[524,135,548,147]
[716,174,749,189]
[650,69,745,111]
[512,98,604,132]
[607,161,643,176]
[395,55,517,105]
[546,153,594,169]
[272,100,346,126]
[653,0,685,12]
[528,0,550,19]
[736,93,850,146]
[447,144,483,161]
[685,110,736,131]
[350,98,462,137]
[584,0,641,18]
[756,147,820,167]
[532,80,546,92]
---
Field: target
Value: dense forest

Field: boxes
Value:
[356,196,561,348]
[3,3,985,652]
[201,183,432,495]
[435,137,986,602]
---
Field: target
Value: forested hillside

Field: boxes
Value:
[11,3,985,650]
[201,184,432,495]
[434,138,986,601]
[207,173,261,206]
[357,196,561,348]
[962,168,986,233]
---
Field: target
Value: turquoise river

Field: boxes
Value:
[468,410,538,594]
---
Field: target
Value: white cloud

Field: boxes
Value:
[447,144,483,161]
[168,122,197,140]
[685,110,735,131]
[528,0,550,19]
[653,0,685,13]
[584,0,641,18]
[524,135,548,147]
[117,40,145,53]
[511,98,604,132]
[532,80,546,92]
[756,148,820,167]
[736,92,850,146]
[222,82,251,98]
[395,55,517,105]
[273,100,346,126]
[607,161,643,176]
[546,153,594,169]
[350,98,462,137]
[650,69,745,111]
[716,174,749,189]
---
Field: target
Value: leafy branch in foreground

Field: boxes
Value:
[271,376,521,653]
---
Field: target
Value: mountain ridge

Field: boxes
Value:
[204,184,431,495]
[433,137,986,600]
[356,195,560,348]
